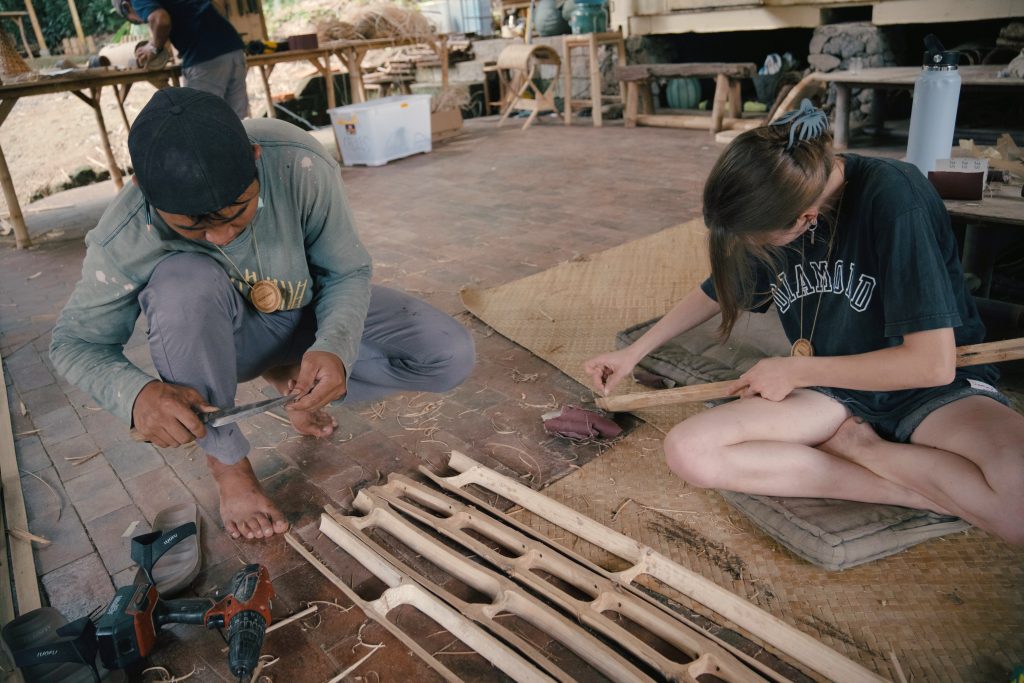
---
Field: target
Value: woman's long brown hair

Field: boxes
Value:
[702,122,834,339]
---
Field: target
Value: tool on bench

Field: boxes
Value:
[95,525,275,680]
[130,393,296,442]
[597,337,1024,412]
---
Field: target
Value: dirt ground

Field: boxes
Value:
[0,60,325,217]
[0,0,437,216]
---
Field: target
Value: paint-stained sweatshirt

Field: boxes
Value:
[50,118,372,424]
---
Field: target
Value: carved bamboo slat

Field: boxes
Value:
[365,474,763,682]
[440,451,889,683]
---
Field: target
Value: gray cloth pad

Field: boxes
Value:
[617,312,970,571]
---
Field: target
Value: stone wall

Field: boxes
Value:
[808,22,897,124]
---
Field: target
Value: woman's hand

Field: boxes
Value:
[732,357,804,402]
[583,348,640,396]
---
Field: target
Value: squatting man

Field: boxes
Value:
[51,88,475,541]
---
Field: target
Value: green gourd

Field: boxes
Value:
[665,78,700,110]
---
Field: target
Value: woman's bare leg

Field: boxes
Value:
[821,396,1024,543]
[664,389,950,512]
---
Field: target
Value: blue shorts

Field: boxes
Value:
[811,377,1011,443]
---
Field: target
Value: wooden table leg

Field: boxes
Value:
[562,38,572,125]
[308,56,335,111]
[72,87,123,190]
[624,80,637,128]
[439,35,449,90]
[588,33,602,128]
[834,83,850,150]
[348,48,367,104]
[15,17,31,57]
[259,64,275,119]
[113,81,133,133]
[639,81,654,115]
[728,78,741,119]
[0,99,30,249]
[614,38,626,103]
[710,73,729,133]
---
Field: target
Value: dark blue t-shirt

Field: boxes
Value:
[133,0,243,68]
[701,153,997,417]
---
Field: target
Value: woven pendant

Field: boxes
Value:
[249,279,282,313]
[790,338,814,357]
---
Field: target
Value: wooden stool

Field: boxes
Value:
[562,30,626,128]
[482,61,506,115]
[615,62,759,134]
[496,44,561,130]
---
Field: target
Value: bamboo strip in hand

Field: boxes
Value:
[597,338,1024,412]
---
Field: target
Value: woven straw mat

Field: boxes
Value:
[461,218,1024,683]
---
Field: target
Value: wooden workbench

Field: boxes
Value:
[806,65,1024,150]
[0,65,181,249]
[0,37,452,250]
[322,35,449,105]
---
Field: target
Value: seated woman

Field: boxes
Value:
[583,101,1024,545]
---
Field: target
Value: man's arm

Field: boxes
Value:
[49,241,156,424]
[129,0,171,66]
[146,8,171,51]
[287,150,373,410]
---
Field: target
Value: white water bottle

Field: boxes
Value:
[905,35,961,176]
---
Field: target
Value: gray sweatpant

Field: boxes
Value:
[182,50,250,119]
[138,253,475,464]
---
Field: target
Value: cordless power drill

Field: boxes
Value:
[95,527,275,680]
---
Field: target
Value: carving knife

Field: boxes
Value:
[201,394,296,427]
[130,394,296,441]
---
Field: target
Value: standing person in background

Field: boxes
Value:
[114,0,250,118]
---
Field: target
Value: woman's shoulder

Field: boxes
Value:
[845,153,943,219]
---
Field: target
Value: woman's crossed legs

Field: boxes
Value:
[663,389,1024,544]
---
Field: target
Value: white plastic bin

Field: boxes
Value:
[329,94,432,167]
[420,0,494,36]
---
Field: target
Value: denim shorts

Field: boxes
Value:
[811,377,1011,443]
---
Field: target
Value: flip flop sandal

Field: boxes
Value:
[1,607,113,682]
[132,502,202,597]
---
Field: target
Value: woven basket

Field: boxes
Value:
[0,27,31,79]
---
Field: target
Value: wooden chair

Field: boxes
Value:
[496,44,561,131]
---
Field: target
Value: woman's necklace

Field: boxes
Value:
[791,182,846,357]
[213,224,282,314]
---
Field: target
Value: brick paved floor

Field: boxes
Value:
[3,117,1014,681]
[0,117,720,681]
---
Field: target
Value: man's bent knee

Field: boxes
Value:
[141,253,236,316]
[430,323,475,391]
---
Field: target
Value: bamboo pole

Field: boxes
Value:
[65,0,85,44]
[0,99,31,249]
[0,351,43,614]
[22,0,48,56]
[597,338,1024,413]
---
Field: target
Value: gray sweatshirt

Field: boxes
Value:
[50,118,372,423]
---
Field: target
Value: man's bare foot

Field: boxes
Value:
[209,456,290,540]
[287,407,337,437]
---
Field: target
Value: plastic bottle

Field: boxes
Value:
[905,34,961,176]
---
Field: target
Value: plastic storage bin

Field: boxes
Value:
[329,94,432,167]
[420,0,493,36]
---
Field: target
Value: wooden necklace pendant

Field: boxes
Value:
[249,279,282,313]
[790,338,814,357]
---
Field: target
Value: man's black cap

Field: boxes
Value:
[128,88,256,216]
